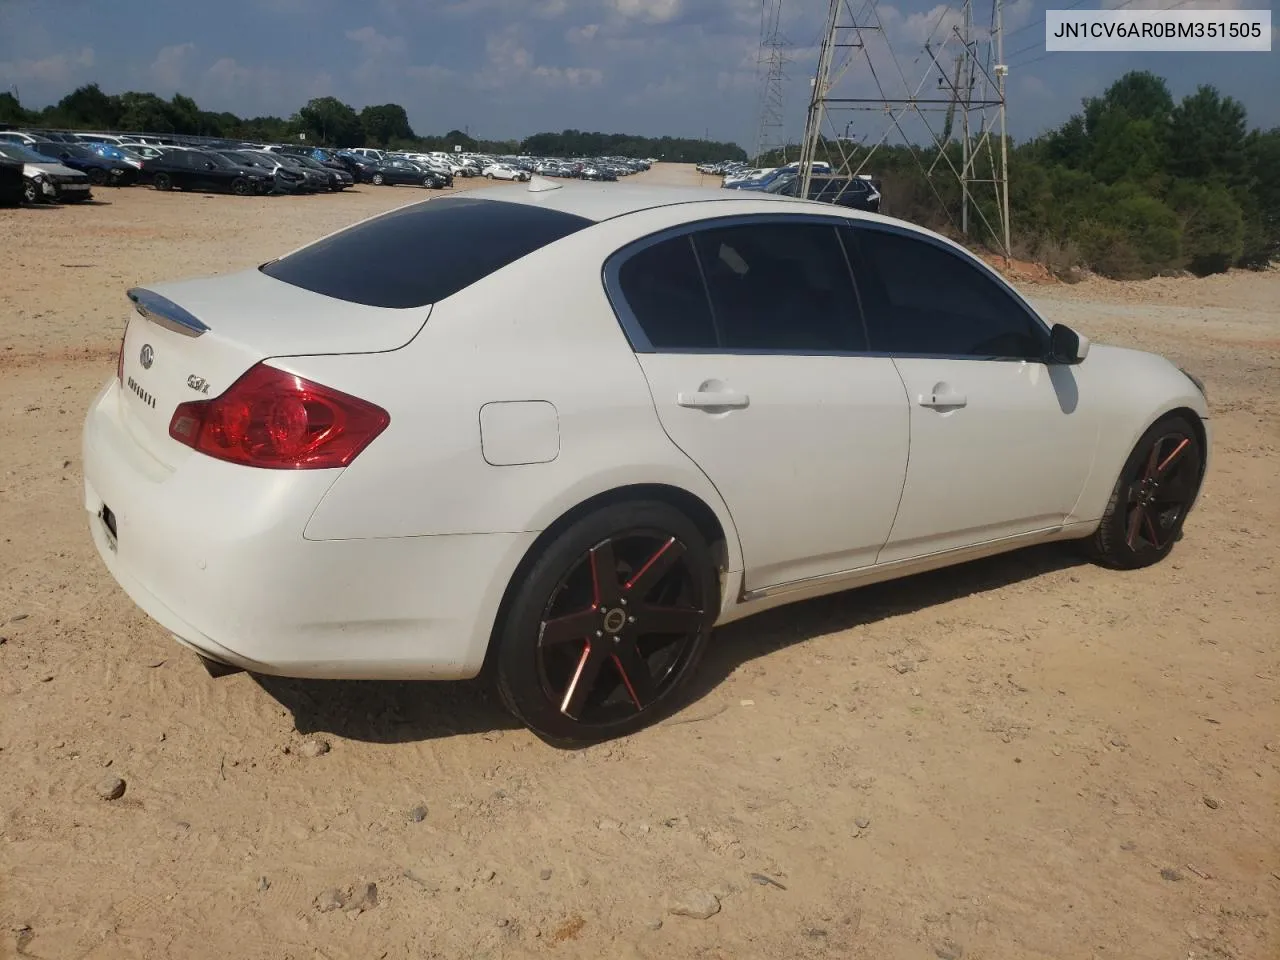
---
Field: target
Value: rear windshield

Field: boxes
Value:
[260,196,594,309]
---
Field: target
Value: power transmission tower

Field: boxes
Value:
[752,0,791,166]
[798,0,1012,258]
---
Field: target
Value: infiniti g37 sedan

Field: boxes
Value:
[82,182,1210,744]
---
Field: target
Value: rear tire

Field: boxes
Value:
[87,168,108,185]
[1081,413,1204,570]
[494,501,718,746]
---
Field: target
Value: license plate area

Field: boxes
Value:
[100,504,118,552]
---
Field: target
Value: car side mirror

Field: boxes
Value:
[205,161,215,169]
[1049,323,1090,364]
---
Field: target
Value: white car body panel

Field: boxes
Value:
[637,352,909,589]
[877,357,1096,562]
[83,183,1211,681]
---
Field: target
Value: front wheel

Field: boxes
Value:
[152,172,172,191]
[22,178,42,204]
[371,173,385,185]
[494,501,718,745]
[230,177,252,196]
[1082,414,1204,569]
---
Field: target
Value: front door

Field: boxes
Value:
[608,217,911,590]
[840,223,1097,563]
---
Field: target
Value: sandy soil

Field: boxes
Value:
[1,166,1277,960]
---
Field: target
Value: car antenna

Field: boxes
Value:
[527,174,562,193]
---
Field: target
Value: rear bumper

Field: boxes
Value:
[82,378,536,679]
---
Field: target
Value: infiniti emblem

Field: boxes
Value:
[139,344,154,369]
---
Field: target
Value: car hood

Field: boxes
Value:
[24,160,87,179]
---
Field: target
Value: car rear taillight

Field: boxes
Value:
[167,363,389,469]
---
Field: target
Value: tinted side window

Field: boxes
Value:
[842,226,1047,359]
[260,196,593,308]
[691,222,866,352]
[616,235,718,349]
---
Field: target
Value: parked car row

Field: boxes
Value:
[0,129,479,204]
[696,158,883,213]
[0,126,653,207]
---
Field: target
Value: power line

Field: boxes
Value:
[752,0,791,163]
[798,0,1013,255]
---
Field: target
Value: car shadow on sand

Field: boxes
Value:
[255,542,1086,746]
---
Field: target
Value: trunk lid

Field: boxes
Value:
[117,268,429,468]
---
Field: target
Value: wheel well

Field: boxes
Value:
[477,484,731,679]
[1162,406,1208,482]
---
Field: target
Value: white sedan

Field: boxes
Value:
[482,163,530,181]
[83,182,1210,744]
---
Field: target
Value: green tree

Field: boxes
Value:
[168,93,201,134]
[1084,70,1173,131]
[359,103,414,146]
[116,92,178,133]
[48,83,123,129]
[1167,181,1245,274]
[444,128,477,151]
[0,92,28,125]
[295,96,363,147]
[1237,127,1280,267]
[1167,85,1248,183]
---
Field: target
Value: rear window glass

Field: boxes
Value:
[260,196,593,308]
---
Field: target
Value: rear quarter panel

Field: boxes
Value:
[281,205,755,575]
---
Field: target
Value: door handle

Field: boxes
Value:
[677,390,750,410]
[917,390,967,409]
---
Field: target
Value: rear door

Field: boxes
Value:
[607,215,911,592]
[166,151,196,189]
[840,223,1097,562]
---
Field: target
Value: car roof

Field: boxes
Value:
[462,180,798,223]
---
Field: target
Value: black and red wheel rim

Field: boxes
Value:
[536,529,705,726]
[1124,430,1200,552]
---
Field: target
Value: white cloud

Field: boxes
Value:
[0,46,95,87]
[532,0,570,18]
[344,25,406,59]
[567,22,601,42]
[149,43,195,91]
[532,64,604,86]
[201,57,335,115]
[611,0,683,25]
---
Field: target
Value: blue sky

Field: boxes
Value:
[0,0,1275,149]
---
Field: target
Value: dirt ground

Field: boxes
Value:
[1,165,1277,960]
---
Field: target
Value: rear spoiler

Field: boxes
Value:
[126,287,209,338]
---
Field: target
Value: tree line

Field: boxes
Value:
[763,71,1277,279]
[0,85,747,164]
[4,73,1274,278]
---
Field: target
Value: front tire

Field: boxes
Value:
[371,173,385,185]
[22,178,42,204]
[1083,414,1204,569]
[230,177,251,196]
[152,172,172,191]
[495,501,718,745]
